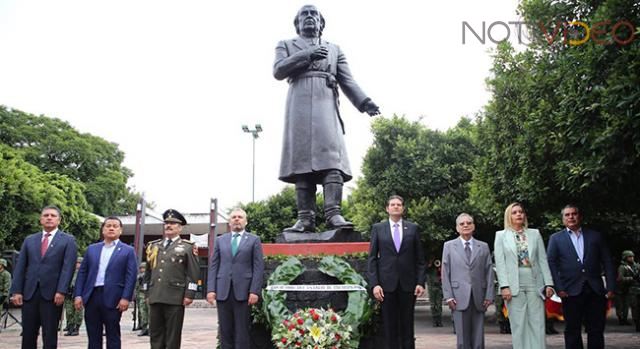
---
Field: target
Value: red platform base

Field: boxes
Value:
[262,242,370,256]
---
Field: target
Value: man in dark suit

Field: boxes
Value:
[144,209,200,349]
[367,195,426,349]
[207,208,264,349]
[10,205,78,349]
[74,216,138,349]
[547,204,616,349]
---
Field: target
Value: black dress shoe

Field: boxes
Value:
[546,326,559,335]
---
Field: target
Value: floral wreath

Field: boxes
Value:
[262,255,373,347]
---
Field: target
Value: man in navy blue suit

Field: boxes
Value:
[10,205,78,349]
[547,204,616,349]
[74,216,138,349]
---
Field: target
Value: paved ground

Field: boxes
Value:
[1,301,638,348]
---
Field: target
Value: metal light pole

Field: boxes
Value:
[242,124,262,202]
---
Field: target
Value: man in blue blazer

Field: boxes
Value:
[547,204,616,349]
[367,195,426,349]
[10,205,78,349]
[74,216,138,349]
[207,208,264,349]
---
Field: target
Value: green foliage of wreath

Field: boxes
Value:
[262,255,374,344]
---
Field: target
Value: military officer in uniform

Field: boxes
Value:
[144,209,200,349]
[63,256,83,336]
[136,262,150,336]
[425,256,443,327]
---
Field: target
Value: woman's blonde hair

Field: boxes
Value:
[503,202,528,231]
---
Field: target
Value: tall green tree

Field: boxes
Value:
[349,116,482,257]
[0,144,100,251]
[472,0,640,251]
[0,106,140,216]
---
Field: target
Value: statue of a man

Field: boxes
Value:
[274,5,380,233]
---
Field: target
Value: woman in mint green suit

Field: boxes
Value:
[494,202,555,349]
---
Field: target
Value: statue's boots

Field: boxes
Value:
[284,184,316,233]
[323,182,353,229]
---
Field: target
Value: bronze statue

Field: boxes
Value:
[274,5,380,233]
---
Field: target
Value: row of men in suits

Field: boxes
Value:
[9,206,141,349]
[8,206,203,349]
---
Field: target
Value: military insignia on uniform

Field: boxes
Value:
[175,246,185,253]
[147,244,159,269]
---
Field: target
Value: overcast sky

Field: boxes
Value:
[0,0,524,216]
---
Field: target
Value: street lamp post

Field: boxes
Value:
[242,124,263,202]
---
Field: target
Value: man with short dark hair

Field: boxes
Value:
[367,195,425,349]
[547,204,616,349]
[10,205,78,349]
[74,216,138,349]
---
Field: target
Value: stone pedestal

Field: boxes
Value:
[276,227,365,243]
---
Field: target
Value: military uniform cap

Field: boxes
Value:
[140,262,147,268]
[622,250,635,258]
[163,209,187,225]
[77,256,83,263]
[0,258,6,267]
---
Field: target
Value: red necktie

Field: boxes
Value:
[41,233,51,257]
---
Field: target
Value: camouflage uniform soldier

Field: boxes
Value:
[64,257,83,336]
[425,257,443,327]
[0,259,11,313]
[616,250,640,329]
[136,262,149,336]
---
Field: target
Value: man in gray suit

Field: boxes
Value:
[207,208,264,349]
[442,213,494,349]
[274,5,380,232]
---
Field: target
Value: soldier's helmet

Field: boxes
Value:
[622,250,635,259]
[0,258,7,267]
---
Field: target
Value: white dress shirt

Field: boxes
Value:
[95,239,119,287]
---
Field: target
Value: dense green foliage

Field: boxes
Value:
[472,0,640,253]
[0,144,100,250]
[0,106,142,251]
[0,106,140,217]
[348,116,482,257]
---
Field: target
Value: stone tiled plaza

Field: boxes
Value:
[1,301,638,348]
